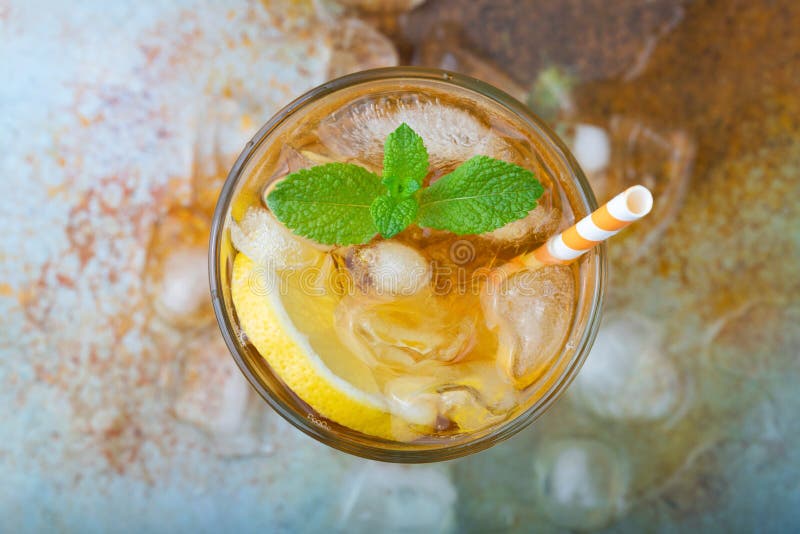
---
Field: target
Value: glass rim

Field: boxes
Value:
[209,67,607,463]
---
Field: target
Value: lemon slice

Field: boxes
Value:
[231,253,394,439]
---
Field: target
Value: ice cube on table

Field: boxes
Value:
[230,206,325,270]
[570,313,682,422]
[526,65,577,123]
[191,98,249,214]
[706,300,800,379]
[412,22,528,103]
[572,123,611,174]
[335,291,476,369]
[344,241,431,297]
[145,206,213,328]
[533,438,629,530]
[174,331,251,436]
[155,246,211,324]
[327,17,398,79]
[483,265,575,389]
[317,95,511,172]
[577,116,694,260]
[338,462,457,534]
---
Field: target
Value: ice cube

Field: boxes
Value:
[327,17,398,79]
[338,462,457,534]
[582,116,695,260]
[258,145,338,203]
[155,246,211,324]
[344,241,431,297]
[482,265,575,389]
[383,363,516,432]
[230,206,325,270]
[533,438,629,530]
[317,95,511,172]
[273,144,316,177]
[335,291,476,369]
[384,375,440,427]
[174,331,251,436]
[481,190,561,249]
[145,206,213,328]
[706,301,800,380]
[191,98,250,215]
[570,313,682,421]
[526,65,577,123]
[256,145,325,212]
[572,123,611,174]
[413,23,528,103]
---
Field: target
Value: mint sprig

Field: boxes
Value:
[265,123,543,245]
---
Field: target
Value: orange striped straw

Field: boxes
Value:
[489,185,653,282]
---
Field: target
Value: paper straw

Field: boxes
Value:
[489,185,653,282]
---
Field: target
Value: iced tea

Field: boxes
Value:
[211,69,603,460]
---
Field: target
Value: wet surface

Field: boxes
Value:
[1,0,798,531]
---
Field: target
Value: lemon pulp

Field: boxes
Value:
[231,253,395,439]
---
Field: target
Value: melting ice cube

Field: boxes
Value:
[174,331,251,436]
[570,313,682,422]
[572,117,695,260]
[317,95,512,172]
[706,301,800,380]
[344,241,431,297]
[338,462,457,534]
[155,246,211,323]
[412,23,528,103]
[145,207,213,328]
[327,17,398,79]
[480,189,562,250]
[483,265,575,389]
[230,206,324,270]
[533,438,629,530]
[572,123,611,174]
[173,331,273,457]
[383,362,516,432]
[335,291,476,369]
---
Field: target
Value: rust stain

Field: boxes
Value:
[0,283,13,297]
[55,273,75,288]
[140,44,161,64]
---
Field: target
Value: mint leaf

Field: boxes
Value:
[417,156,543,234]
[382,123,428,196]
[266,163,384,245]
[370,194,419,238]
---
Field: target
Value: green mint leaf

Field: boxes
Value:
[370,194,419,238]
[266,163,384,245]
[382,123,429,197]
[417,155,543,234]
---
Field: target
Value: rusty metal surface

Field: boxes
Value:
[1,0,798,532]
